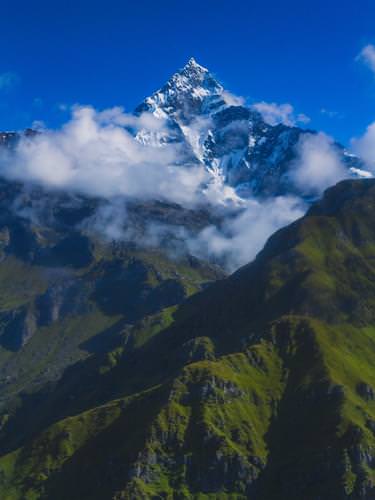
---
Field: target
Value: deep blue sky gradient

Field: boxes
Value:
[0,0,374,144]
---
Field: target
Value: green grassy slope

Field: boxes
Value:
[0,200,223,474]
[3,180,375,498]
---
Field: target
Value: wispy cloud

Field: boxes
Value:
[251,101,310,126]
[290,132,348,195]
[320,108,343,119]
[0,71,19,92]
[357,44,375,75]
[352,122,375,170]
[221,90,245,106]
[188,196,305,270]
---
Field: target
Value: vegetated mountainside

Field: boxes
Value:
[1,179,375,499]
[0,176,223,447]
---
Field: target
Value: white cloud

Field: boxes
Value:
[84,197,128,241]
[351,121,375,170]
[1,105,208,207]
[0,72,19,92]
[252,101,310,127]
[290,132,348,195]
[222,90,245,107]
[0,103,332,272]
[357,44,375,74]
[188,196,305,271]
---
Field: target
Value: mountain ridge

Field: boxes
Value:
[0,60,374,499]
[0,59,371,202]
[135,58,370,198]
[1,179,375,498]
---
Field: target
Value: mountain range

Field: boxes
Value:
[1,58,371,201]
[0,60,374,499]
[1,179,375,499]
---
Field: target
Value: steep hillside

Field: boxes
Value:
[0,177,223,454]
[2,179,375,498]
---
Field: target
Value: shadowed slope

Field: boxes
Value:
[2,180,375,498]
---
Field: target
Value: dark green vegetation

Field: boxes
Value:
[2,179,375,498]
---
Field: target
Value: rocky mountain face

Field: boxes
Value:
[136,57,369,197]
[0,59,370,202]
[1,179,375,499]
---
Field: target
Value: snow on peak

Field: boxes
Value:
[184,57,207,71]
[173,57,221,94]
[137,58,225,124]
[166,60,222,106]
[134,59,366,202]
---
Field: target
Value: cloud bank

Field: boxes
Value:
[1,106,207,207]
[0,104,363,271]
[290,133,348,196]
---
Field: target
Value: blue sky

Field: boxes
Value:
[0,0,374,144]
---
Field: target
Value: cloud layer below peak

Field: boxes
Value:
[1,106,209,207]
[0,103,371,271]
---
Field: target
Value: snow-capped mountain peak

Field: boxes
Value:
[179,57,209,78]
[136,57,226,124]
[135,60,369,198]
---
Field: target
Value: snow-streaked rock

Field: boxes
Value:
[136,58,370,198]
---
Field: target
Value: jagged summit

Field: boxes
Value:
[135,59,367,197]
[136,57,225,124]
[169,57,222,97]
[185,56,201,67]
[181,56,208,73]
[136,58,251,127]
[184,57,208,71]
